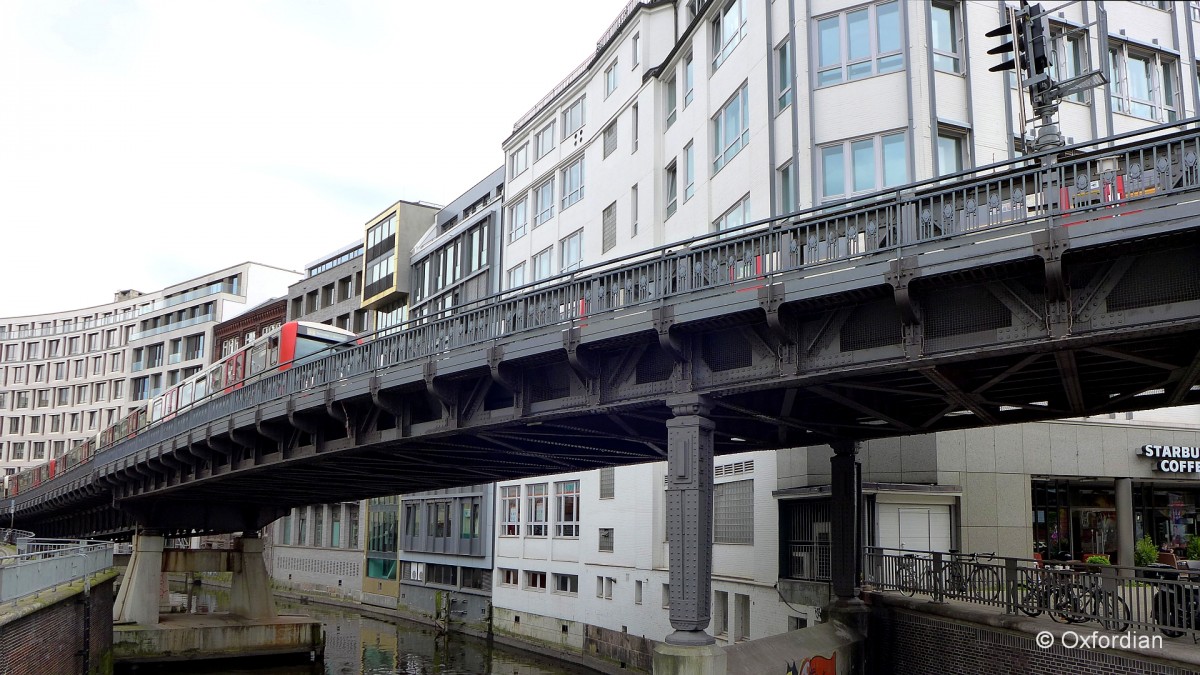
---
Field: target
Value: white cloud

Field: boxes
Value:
[0,0,634,317]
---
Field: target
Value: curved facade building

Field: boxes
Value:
[0,262,302,479]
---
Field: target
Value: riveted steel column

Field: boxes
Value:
[665,395,715,646]
[830,440,861,601]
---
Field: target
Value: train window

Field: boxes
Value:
[165,389,176,415]
[151,399,163,422]
[225,358,238,385]
[181,382,193,409]
[234,352,245,381]
[209,367,222,393]
[195,376,208,401]
[268,336,280,367]
[250,344,267,376]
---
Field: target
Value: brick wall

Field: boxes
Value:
[869,605,1193,675]
[0,576,115,675]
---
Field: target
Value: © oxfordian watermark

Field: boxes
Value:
[1036,630,1163,650]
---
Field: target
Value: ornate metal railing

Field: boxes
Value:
[17,119,1200,508]
[0,537,113,604]
[866,547,1200,641]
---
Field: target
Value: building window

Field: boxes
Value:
[662,583,671,608]
[560,230,583,272]
[562,96,585,138]
[1050,30,1087,103]
[600,467,615,499]
[684,142,695,202]
[665,74,677,128]
[599,527,614,552]
[534,180,554,227]
[819,131,907,200]
[816,1,902,86]
[526,483,548,536]
[549,480,580,537]
[714,195,751,233]
[776,39,794,111]
[734,593,750,641]
[509,143,528,178]
[930,3,960,73]
[937,129,966,176]
[714,591,729,636]
[605,59,618,97]
[561,156,584,210]
[1109,45,1177,122]
[507,263,526,290]
[714,479,754,544]
[683,52,695,107]
[499,568,519,586]
[533,247,553,281]
[630,184,639,237]
[632,103,639,151]
[665,160,678,218]
[779,162,796,213]
[535,121,556,159]
[509,198,528,242]
[525,570,547,590]
[632,32,640,65]
[501,485,520,536]
[712,83,750,173]
[1191,1,1200,21]
[596,576,614,599]
[711,0,747,70]
[554,573,579,595]
[603,121,618,158]
[635,580,643,604]
[602,202,617,254]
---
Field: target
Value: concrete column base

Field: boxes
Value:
[828,597,871,638]
[229,536,277,620]
[113,533,165,626]
[653,642,727,675]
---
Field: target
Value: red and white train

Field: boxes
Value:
[7,321,358,497]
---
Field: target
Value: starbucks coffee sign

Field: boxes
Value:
[1139,445,1200,474]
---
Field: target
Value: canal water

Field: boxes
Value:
[122,582,599,675]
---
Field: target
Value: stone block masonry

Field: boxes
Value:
[0,570,118,675]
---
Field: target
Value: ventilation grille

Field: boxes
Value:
[702,328,753,372]
[1106,248,1200,312]
[635,347,676,384]
[840,301,902,352]
[924,286,1011,339]
[715,460,754,477]
[529,365,571,402]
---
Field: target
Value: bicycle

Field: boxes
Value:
[896,550,1001,603]
[1056,570,1131,632]
[1016,565,1076,622]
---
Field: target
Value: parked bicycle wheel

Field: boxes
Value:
[1153,589,1187,638]
[1016,582,1044,617]
[1098,593,1130,633]
[972,565,1002,603]
[1046,584,1077,624]
[898,567,917,597]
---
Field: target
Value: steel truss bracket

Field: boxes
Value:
[324,387,347,424]
[757,283,792,345]
[1031,228,1070,301]
[487,345,517,393]
[423,360,458,429]
[563,327,597,381]
[286,398,322,434]
[886,256,920,326]
[1074,256,1135,324]
[369,375,403,416]
[653,305,687,363]
[255,408,291,443]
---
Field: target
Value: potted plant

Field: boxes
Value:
[1135,535,1158,568]
[1187,536,1200,561]
[1084,554,1110,573]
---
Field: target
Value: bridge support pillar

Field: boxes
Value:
[229,534,277,619]
[655,395,725,674]
[1115,477,1134,572]
[828,441,868,634]
[113,532,165,626]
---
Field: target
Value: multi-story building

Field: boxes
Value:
[360,199,442,333]
[211,297,287,361]
[499,0,1200,291]
[286,242,373,334]
[486,0,1200,663]
[0,262,300,479]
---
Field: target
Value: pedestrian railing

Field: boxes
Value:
[866,547,1200,641]
[0,537,113,604]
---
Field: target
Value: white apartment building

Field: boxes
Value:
[0,262,301,478]
[500,0,1200,288]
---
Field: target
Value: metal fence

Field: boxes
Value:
[0,538,113,604]
[866,547,1200,641]
[17,119,1200,507]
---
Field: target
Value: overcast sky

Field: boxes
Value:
[0,0,633,317]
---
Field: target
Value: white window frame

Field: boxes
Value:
[776,39,794,111]
[631,33,640,66]
[533,180,554,227]
[501,485,520,536]
[711,0,747,71]
[930,2,961,74]
[562,96,586,139]
[604,59,618,98]
[1109,44,1178,122]
[535,121,556,159]
[815,1,903,87]
[779,162,796,213]
[560,156,585,210]
[683,52,695,107]
[684,141,695,202]
[507,262,526,290]
[560,230,583,272]
[714,195,751,233]
[665,74,678,128]
[509,143,528,178]
[665,160,678,218]
[712,83,750,174]
[554,480,580,537]
[818,131,908,201]
[526,483,548,536]
[631,184,639,237]
[936,127,968,177]
[508,196,528,242]
[533,247,553,281]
